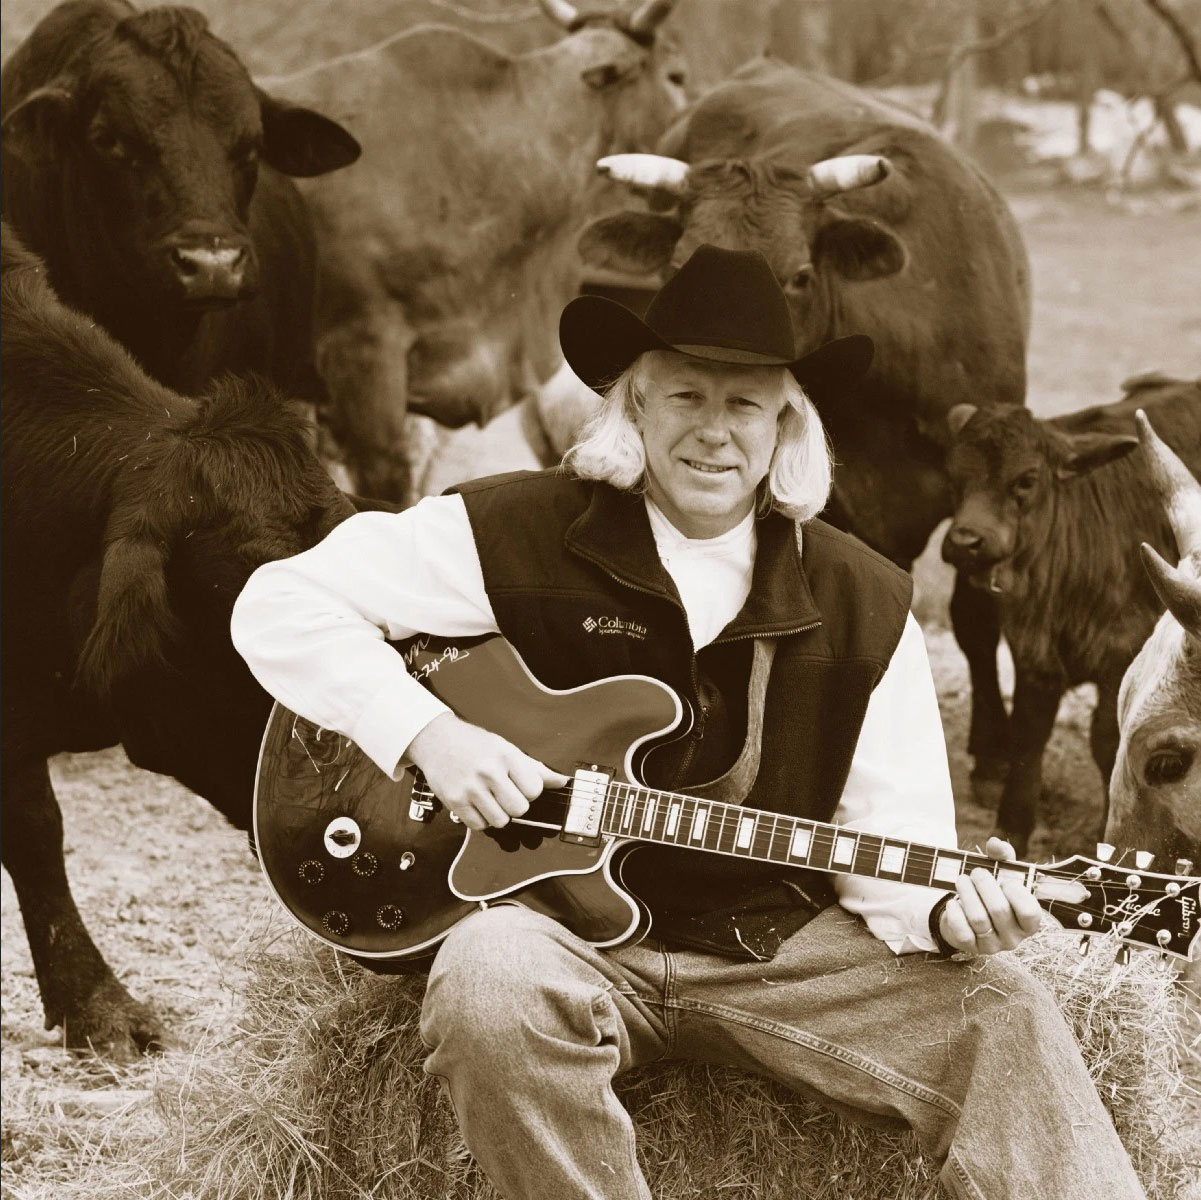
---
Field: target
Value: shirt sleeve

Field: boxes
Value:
[230,494,499,779]
[831,612,959,954]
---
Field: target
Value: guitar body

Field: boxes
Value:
[253,635,683,959]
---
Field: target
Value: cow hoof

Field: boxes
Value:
[60,981,166,1061]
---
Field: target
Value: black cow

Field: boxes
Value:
[1,0,359,399]
[942,375,1201,855]
[577,58,1031,792]
[1,222,358,1058]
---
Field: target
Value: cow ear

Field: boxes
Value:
[1056,431,1140,480]
[813,215,905,281]
[578,211,681,274]
[257,91,361,178]
[1,82,76,164]
[76,530,179,697]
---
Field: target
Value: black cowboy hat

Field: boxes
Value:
[560,243,874,398]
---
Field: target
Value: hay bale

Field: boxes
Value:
[19,924,1200,1200]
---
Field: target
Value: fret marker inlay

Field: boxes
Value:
[879,845,905,875]
[789,827,811,859]
[736,816,755,850]
[833,835,856,865]
[691,807,707,841]
[933,856,962,884]
[666,804,681,837]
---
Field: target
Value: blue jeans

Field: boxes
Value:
[419,903,1145,1200]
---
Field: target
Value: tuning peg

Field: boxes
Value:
[1077,936,1090,956]
[1156,928,1173,947]
[1176,858,1194,875]
[1134,850,1154,870]
[1115,945,1131,966]
[1095,842,1115,862]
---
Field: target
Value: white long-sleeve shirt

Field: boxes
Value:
[231,493,959,954]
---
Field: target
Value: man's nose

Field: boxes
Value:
[695,405,731,441]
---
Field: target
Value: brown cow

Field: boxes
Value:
[264,0,687,500]
[576,57,1031,796]
[942,375,1201,855]
[1,222,356,1057]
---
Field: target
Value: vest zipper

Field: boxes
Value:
[593,563,823,787]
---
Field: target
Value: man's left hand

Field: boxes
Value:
[938,836,1043,956]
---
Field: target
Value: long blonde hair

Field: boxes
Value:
[562,350,834,521]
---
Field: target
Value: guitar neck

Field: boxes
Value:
[599,779,1034,892]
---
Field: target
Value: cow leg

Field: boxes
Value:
[1089,673,1123,841]
[992,668,1064,857]
[949,574,1009,788]
[315,312,415,503]
[0,755,164,1059]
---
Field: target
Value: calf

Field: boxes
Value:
[942,375,1201,855]
[1,222,355,1058]
[1107,407,1201,871]
[1,1,359,398]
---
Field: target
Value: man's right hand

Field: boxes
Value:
[404,712,570,831]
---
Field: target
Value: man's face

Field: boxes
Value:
[636,352,788,539]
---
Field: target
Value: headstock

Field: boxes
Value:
[1037,848,1199,962]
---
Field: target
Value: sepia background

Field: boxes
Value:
[2,0,1200,1193]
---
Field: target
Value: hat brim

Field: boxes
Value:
[559,294,874,402]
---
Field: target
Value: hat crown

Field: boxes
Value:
[643,244,798,363]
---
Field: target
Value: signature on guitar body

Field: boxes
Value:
[253,635,1201,966]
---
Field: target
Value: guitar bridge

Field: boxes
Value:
[561,764,611,846]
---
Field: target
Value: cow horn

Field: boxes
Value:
[806,154,891,199]
[1137,409,1201,559]
[597,153,690,197]
[537,0,580,27]
[1140,544,1201,634]
[627,0,678,36]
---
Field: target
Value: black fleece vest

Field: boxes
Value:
[453,471,913,959]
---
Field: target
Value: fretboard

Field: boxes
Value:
[601,780,1035,891]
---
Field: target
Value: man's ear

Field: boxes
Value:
[1055,431,1140,481]
[257,90,361,177]
[1,80,76,164]
[813,214,905,281]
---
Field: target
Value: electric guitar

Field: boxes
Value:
[253,635,1201,964]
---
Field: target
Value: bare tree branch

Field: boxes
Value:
[932,0,1066,127]
[1140,0,1201,83]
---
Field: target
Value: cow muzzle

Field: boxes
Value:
[941,524,1010,592]
[161,236,257,307]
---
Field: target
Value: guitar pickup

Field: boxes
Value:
[561,764,611,845]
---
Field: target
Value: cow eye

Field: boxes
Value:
[1145,746,1193,786]
[89,125,129,160]
[788,265,814,291]
[1009,469,1039,498]
[667,69,686,88]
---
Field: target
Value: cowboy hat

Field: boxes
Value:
[560,243,874,397]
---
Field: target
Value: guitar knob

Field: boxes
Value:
[399,852,416,871]
[298,859,325,885]
[1134,850,1154,870]
[322,910,351,937]
[1176,858,1194,875]
[1077,936,1090,956]
[1095,842,1115,862]
[1115,945,1131,966]
[351,852,378,877]
[376,904,404,930]
[1156,928,1173,947]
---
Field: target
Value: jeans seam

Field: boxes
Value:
[668,996,963,1119]
[660,944,679,1055]
[944,1148,988,1200]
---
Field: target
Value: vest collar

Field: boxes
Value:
[564,482,822,638]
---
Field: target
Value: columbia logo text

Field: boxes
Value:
[582,615,648,641]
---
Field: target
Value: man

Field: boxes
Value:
[231,246,1143,1199]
